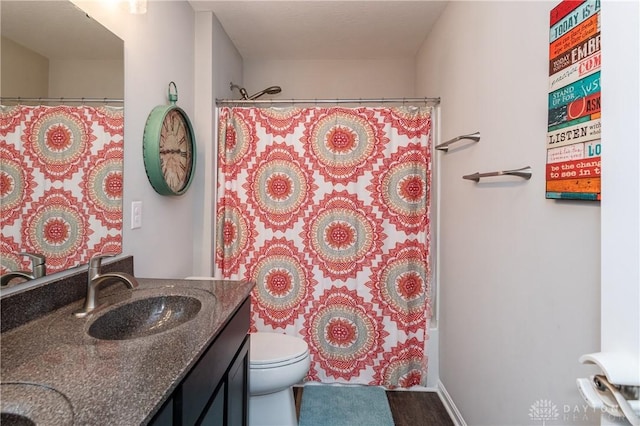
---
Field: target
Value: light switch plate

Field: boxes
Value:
[131,201,142,229]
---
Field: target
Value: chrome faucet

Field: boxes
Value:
[74,254,138,318]
[0,252,46,287]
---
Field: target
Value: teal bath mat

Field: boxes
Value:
[299,384,394,426]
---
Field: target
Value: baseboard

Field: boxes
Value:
[437,380,467,426]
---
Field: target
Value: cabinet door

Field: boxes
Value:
[199,383,225,426]
[227,336,249,426]
[150,298,251,426]
[149,397,173,426]
[181,300,250,425]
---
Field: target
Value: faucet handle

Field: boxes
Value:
[89,253,116,272]
[19,252,46,278]
[19,252,45,265]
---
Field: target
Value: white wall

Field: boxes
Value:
[416,1,601,425]
[1,36,122,100]
[600,0,640,381]
[1,37,49,97]
[75,1,242,278]
[192,12,243,276]
[48,59,124,99]
[73,0,198,278]
[243,58,415,99]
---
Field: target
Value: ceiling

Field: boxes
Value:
[1,1,446,61]
[1,0,123,60]
[189,1,448,60]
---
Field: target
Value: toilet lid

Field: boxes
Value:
[250,332,309,366]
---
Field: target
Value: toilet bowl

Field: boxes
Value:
[249,332,310,426]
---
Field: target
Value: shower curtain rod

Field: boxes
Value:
[216,97,440,106]
[0,97,123,103]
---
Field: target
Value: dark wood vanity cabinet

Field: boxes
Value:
[151,298,250,426]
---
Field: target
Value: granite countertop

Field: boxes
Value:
[0,278,254,425]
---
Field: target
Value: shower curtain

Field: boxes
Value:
[0,104,123,275]
[216,106,432,388]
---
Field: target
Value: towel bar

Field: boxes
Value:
[435,131,481,152]
[463,166,532,182]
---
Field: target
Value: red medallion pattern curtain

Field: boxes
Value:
[215,106,432,388]
[0,105,123,276]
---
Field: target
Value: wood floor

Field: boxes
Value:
[293,386,454,426]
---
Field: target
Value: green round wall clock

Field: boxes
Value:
[143,81,196,196]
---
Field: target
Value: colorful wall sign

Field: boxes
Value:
[546,0,601,200]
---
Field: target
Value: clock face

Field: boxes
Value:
[143,103,196,196]
[159,109,193,193]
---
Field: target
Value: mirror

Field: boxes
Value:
[1,1,124,289]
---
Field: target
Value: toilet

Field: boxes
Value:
[249,332,310,426]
